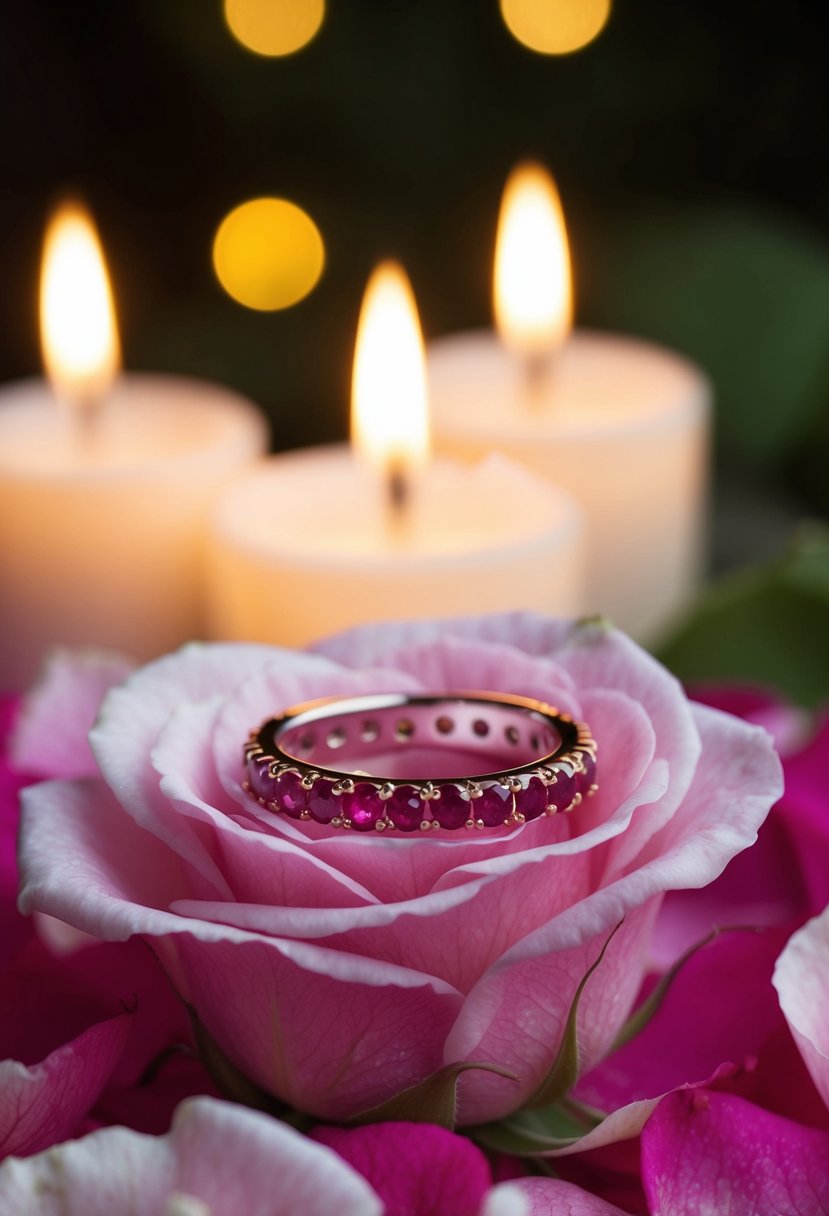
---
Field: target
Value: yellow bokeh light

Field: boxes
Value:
[494,162,572,358]
[224,0,325,57]
[500,0,611,55]
[351,261,430,476]
[40,200,121,408]
[213,197,325,311]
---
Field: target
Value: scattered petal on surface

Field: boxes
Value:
[0,1097,382,1216]
[774,905,829,1109]
[313,1121,492,1216]
[641,1089,829,1216]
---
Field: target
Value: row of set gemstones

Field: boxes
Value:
[242,747,598,833]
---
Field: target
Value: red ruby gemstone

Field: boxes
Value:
[248,757,277,802]
[433,786,471,829]
[387,786,423,832]
[307,779,339,823]
[549,768,575,812]
[474,784,513,826]
[579,752,597,796]
[274,771,307,818]
[519,775,548,821]
[342,783,385,832]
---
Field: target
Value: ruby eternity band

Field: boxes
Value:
[242,692,598,833]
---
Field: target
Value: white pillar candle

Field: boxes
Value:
[205,445,584,646]
[429,164,711,642]
[0,375,267,688]
[430,331,709,641]
[0,202,267,689]
[206,261,585,647]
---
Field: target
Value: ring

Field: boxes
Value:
[242,692,598,833]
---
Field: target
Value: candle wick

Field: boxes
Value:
[522,350,555,406]
[70,392,107,450]
[387,459,409,515]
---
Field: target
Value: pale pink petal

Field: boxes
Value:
[0,1122,167,1216]
[0,1014,131,1159]
[0,1096,382,1216]
[10,648,135,779]
[480,1184,531,1216]
[774,906,829,1108]
[628,703,783,884]
[88,641,298,833]
[312,611,575,668]
[356,636,582,714]
[641,1090,829,1215]
[18,780,190,934]
[513,1178,630,1215]
[173,931,461,1118]
[153,697,379,909]
[450,900,661,1124]
[313,1122,492,1215]
[168,1098,382,1214]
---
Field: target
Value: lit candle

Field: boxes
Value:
[429,163,711,641]
[205,261,585,647]
[0,201,268,689]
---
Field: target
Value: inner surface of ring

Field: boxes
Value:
[272,694,564,780]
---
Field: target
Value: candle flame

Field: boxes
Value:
[40,201,121,408]
[351,260,429,477]
[493,162,572,358]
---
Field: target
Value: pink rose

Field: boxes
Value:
[17,615,781,1123]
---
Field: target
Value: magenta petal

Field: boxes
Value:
[0,1012,131,1159]
[576,928,789,1114]
[642,1090,829,1215]
[313,1122,492,1216]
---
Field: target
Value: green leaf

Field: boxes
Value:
[659,525,829,708]
[590,205,829,469]
[525,921,624,1111]
[471,1105,589,1156]
[345,1061,518,1130]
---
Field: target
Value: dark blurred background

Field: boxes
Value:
[2,1,829,686]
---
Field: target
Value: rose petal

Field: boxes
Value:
[312,1122,492,1216]
[10,649,135,779]
[449,901,661,1124]
[88,641,291,838]
[0,1096,382,1215]
[641,1089,829,1215]
[774,906,829,1109]
[512,1178,630,1215]
[0,1013,131,1159]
